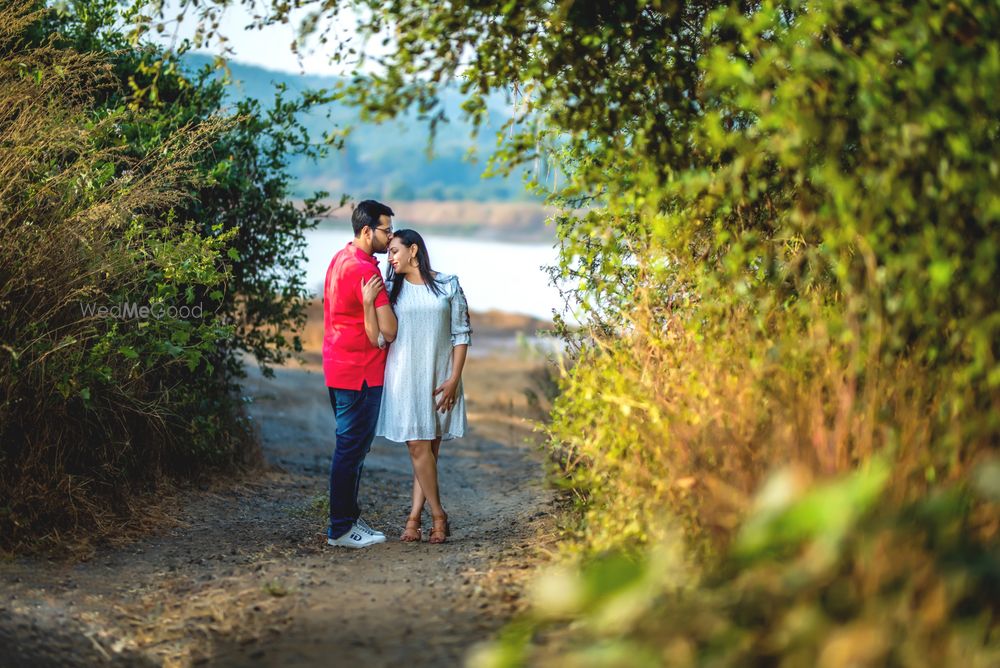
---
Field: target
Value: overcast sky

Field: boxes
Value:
[150,0,381,76]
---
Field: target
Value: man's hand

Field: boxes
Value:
[361,275,384,306]
[433,377,460,413]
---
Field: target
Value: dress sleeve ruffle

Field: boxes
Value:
[449,275,472,347]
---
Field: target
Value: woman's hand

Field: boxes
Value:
[361,274,384,306]
[433,377,460,413]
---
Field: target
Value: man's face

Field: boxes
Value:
[370,214,393,253]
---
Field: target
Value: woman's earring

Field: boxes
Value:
[409,256,418,267]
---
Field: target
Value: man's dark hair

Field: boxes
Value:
[352,200,395,236]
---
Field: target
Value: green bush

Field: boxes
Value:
[534,0,997,661]
[39,0,332,377]
[538,0,999,551]
[0,1,325,549]
[475,462,1000,667]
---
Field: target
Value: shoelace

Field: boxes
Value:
[355,519,382,536]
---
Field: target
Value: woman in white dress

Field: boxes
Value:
[364,229,471,544]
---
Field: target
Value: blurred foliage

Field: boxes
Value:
[0,0,325,550]
[473,462,1000,667]
[131,0,1000,662]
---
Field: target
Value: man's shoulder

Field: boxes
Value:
[331,247,376,278]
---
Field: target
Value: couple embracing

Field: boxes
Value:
[322,200,471,548]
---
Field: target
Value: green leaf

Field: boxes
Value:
[735,460,891,561]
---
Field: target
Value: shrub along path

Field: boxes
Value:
[0,332,555,667]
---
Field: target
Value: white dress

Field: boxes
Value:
[376,273,472,442]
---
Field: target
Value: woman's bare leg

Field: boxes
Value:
[408,476,423,519]
[408,437,443,518]
[402,438,442,541]
[413,438,448,543]
[407,439,445,520]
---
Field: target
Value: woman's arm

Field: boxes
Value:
[434,276,473,412]
[361,275,384,347]
[363,302,380,347]
[375,304,397,344]
[433,344,468,413]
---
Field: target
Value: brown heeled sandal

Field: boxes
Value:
[400,516,422,542]
[429,514,450,544]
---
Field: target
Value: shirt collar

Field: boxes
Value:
[346,241,380,266]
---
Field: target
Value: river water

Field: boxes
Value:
[303,229,566,321]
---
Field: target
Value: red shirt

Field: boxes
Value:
[322,243,390,389]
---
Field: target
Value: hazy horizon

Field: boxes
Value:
[149,0,388,77]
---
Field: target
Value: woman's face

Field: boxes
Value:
[388,238,417,275]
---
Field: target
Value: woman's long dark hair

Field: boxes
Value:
[387,229,445,305]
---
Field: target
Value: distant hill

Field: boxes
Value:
[181,54,538,202]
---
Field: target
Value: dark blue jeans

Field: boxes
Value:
[328,382,383,539]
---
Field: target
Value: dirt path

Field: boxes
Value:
[1,326,556,667]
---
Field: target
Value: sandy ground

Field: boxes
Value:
[0,309,559,667]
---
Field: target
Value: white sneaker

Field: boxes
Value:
[355,517,385,537]
[327,524,387,548]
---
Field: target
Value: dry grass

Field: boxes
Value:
[0,3,249,552]
[78,568,300,667]
[548,294,990,557]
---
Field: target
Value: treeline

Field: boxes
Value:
[196,0,1000,664]
[179,54,540,202]
[0,0,326,550]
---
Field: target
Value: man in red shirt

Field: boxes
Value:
[323,200,398,548]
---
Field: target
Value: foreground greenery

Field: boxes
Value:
[481,460,999,667]
[0,0,326,549]
[156,0,1000,663]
